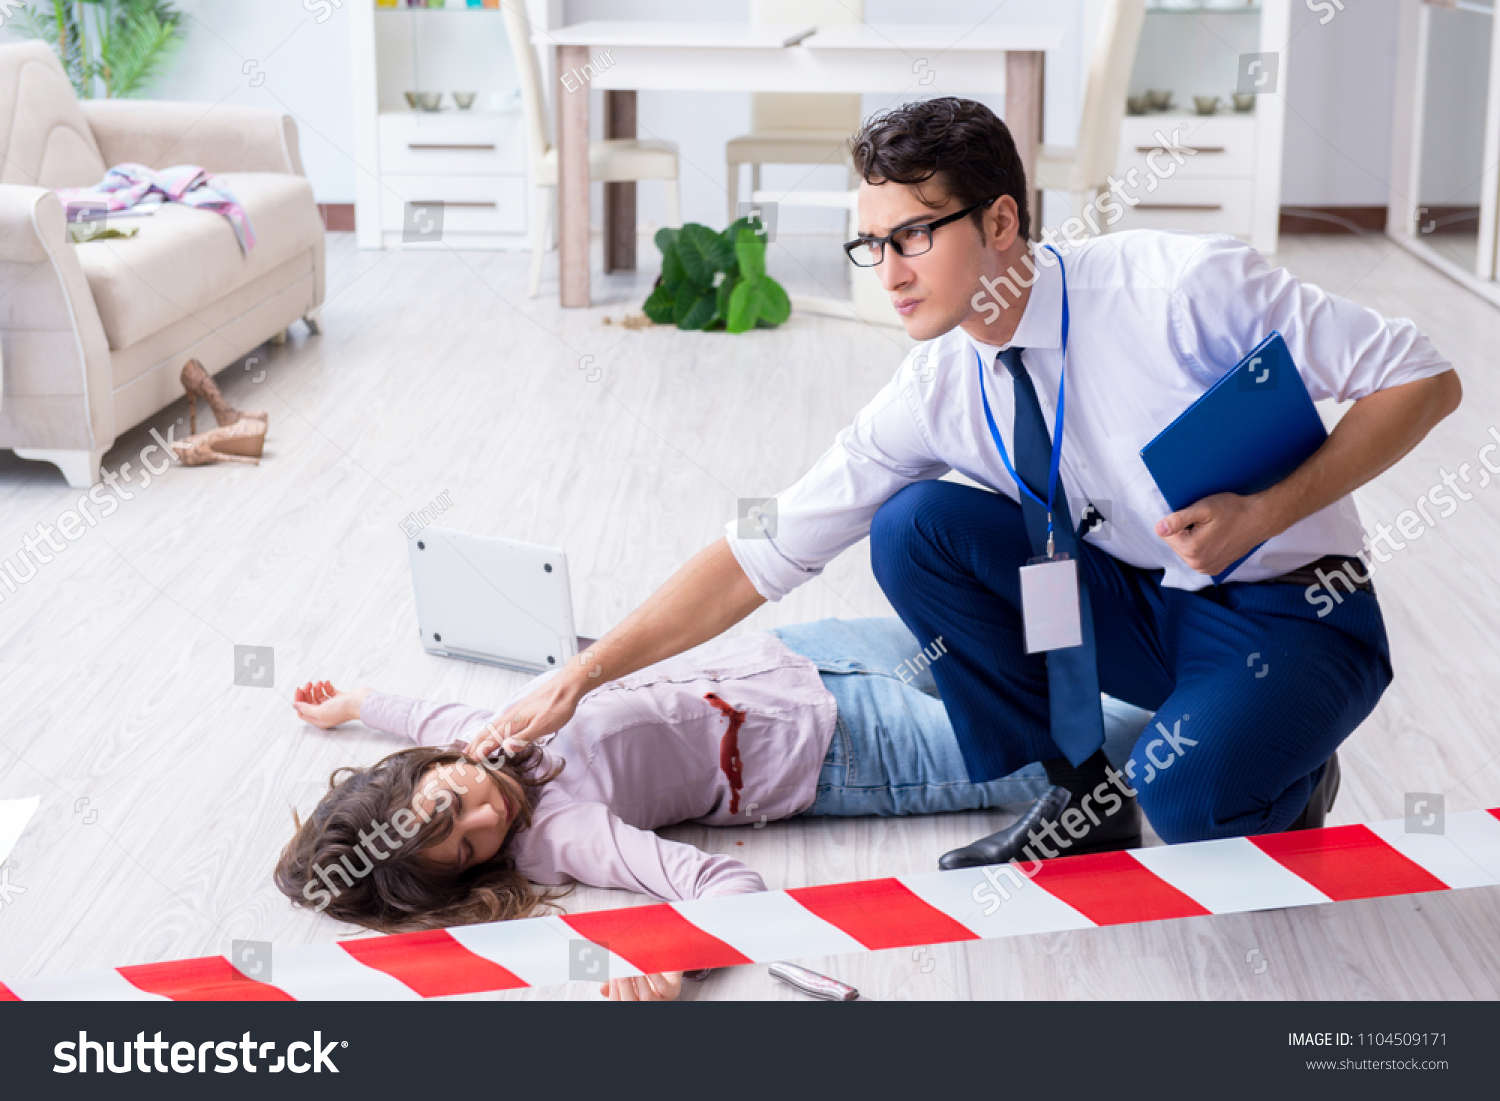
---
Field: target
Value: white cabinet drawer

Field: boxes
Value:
[378,111,526,176]
[1110,177,1255,237]
[379,174,528,235]
[1117,113,1256,181]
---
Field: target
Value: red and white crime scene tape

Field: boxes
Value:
[5,807,1499,1001]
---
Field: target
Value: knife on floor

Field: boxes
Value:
[768,961,866,1001]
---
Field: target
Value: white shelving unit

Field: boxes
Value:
[1111,0,1289,254]
[349,0,556,250]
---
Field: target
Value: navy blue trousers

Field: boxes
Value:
[869,480,1393,843]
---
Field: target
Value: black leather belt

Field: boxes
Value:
[1261,554,1374,595]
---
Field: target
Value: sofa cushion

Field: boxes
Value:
[0,43,107,188]
[74,172,324,351]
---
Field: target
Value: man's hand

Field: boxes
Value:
[1154,370,1462,579]
[1155,491,1276,577]
[465,672,582,762]
[600,971,682,1001]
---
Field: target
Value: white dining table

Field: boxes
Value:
[540,20,1068,308]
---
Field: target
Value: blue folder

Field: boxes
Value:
[1139,332,1328,584]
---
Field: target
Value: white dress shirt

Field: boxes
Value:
[726,229,1453,597]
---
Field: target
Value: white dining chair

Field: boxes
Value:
[724,0,865,225]
[501,0,682,298]
[1034,0,1146,225]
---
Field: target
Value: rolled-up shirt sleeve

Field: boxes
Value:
[725,353,951,602]
[1170,235,1453,403]
[539,801,766,901]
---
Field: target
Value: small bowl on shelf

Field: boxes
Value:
[1126,94,1149,116]
[1145,89,1174,111]
[452,91,478,110]
[404,91,443,111]
[1232,92,1256,112]
[1193,95,1221,116]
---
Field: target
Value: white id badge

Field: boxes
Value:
[1019,554,1083,653]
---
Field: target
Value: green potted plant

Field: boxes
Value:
[643,214,791,332]
[17,0,186,99]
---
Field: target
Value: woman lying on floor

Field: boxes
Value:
[275,616,1152,1000]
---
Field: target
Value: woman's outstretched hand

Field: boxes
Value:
[601,971,683,1001]
[293,681,371,730]
[464,674,581,762]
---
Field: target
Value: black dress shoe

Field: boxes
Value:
[938,784,1142,871]
[1286,751,1340,831]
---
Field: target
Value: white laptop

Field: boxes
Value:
[408,527,596,674]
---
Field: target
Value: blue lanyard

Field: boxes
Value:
[976,244,1070,555]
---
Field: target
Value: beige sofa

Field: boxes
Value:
[0,42,325,487]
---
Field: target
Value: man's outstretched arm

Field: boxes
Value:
[466,537,766,759]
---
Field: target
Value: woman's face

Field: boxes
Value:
[411,760,516,873]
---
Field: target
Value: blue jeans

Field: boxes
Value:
[768,617,1155,817]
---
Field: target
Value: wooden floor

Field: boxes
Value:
[2,230,1498,1001]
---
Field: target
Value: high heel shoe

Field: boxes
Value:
[180,358,269,436]
[171,419,267,466]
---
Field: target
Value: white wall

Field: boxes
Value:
[1280,0,1403,208]
[1,0,1420,214]
[2,0,1091,220]
[151,0,357,205]
[1418,3,1493,207]
[0,0,357,200]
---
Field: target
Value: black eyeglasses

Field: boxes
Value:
[844,197,999,267]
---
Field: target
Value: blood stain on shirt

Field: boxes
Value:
[704,692,746,815]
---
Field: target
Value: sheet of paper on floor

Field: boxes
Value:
[0,798,39,867]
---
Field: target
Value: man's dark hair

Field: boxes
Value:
[848,96,1030,242]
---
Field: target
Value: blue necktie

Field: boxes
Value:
[999,346,1105,765]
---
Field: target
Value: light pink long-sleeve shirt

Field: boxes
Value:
[358,631,839,902]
